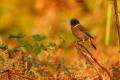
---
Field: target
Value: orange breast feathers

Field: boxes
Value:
[71,26,88,41]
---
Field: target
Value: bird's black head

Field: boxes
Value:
[70,18,79,27]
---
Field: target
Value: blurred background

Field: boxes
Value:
[0,0,110,36]
[0,0,119,67]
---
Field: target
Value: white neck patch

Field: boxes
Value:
[74,24,80,28]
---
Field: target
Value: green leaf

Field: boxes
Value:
[22,41,32,51]
[9,32,24,39]
[0,59,4,62]
[17,32,24,38]
[41,44,47,51]
[33,43,41,55]
[12,48,19,53]
[59,44,65,48]
[33,34,46,41]
[17,38,23,44]
[0,44,8,50]
[48,42,56,48]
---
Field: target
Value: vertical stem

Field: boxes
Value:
[113,0,120,64]
[114,0,120,50]
[105,0,113,46]
[118,0,120,14]
[118,0,120,63]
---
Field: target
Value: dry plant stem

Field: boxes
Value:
[11,72,33,80]
[75,45,104,80]
[75,42,111,79]
[114,0,120,65]
[113,0,120,52]
[0,70,33,80]
[78,43,111,79]
[105,0,113,46]
[81,51,104,80]
[8,70,12,80]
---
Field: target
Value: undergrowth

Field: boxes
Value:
[0,33,119,80]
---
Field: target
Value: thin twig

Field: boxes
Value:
[0,70,33,80]
[8,70,11,80]
[11,72,33,80]
[113,0,120,52]
[81,51,104,80]
[75,44,104,80]
[78,43,111,79]
[75,41,111,79]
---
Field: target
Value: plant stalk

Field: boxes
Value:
[105,0,113,46]
[113,0,120,51]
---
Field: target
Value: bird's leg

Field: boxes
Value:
[74,41,82,51]
[76,40,85,46]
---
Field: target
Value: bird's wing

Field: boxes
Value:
[78,24,94,39]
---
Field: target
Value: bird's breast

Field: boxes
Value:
[71,27,88,41]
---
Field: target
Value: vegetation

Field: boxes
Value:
[0,0,120,80]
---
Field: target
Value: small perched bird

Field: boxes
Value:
[70,18,96,49]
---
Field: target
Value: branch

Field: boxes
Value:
[75,43,104,80]
[0,70,33,80]
[78,43,111,79]
[75,42,111,79]
[113,0,120,52]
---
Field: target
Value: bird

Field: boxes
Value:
[70,18,96,49]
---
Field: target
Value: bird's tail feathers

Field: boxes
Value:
[89,39,97,50]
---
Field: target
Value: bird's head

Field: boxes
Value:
[70,18,79,28]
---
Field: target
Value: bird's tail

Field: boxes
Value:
[89,39,97,50]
